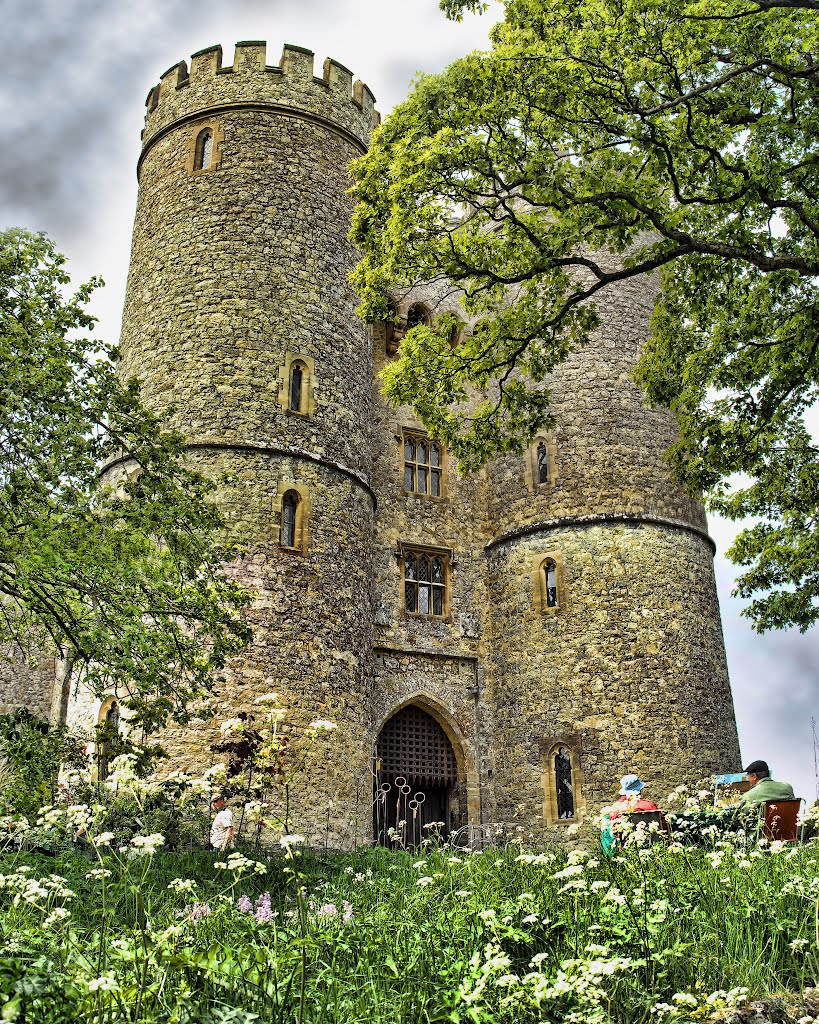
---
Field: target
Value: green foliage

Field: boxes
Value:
[1,840,818,1022]
[351,0,819,629]
[0,229,252,728]
[0,710,85,817]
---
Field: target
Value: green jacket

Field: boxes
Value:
[737,778,796,807]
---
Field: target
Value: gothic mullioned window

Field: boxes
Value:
[403,432,443,497]
[403,549,448,617]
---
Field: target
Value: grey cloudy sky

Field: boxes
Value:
[2,0,817,803]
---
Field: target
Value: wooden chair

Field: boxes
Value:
[624,810,668,832]
[762,799,803,842]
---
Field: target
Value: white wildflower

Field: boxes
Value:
[306,719,337,733]
[43,908,70,928]
[84,868,112,880]
[219,718,245,737]
[129,833,165,857]
[88,976,119,993]
[168,878,197,894]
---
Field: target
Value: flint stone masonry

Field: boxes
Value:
[28,39,739,846]
[0,647,55,719]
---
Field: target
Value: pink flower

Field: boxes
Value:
[237,895,252,914]
[188,901,207,925]
[255,892,273,924]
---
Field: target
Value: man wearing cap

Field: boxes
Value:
[736,760,795,808]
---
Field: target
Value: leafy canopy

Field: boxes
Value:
[0,229,252,730]
[351,0,819,631]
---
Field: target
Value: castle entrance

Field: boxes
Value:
[373,704,458,847]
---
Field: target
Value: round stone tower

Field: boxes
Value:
[482,270,740,830]
[120,41,380,844]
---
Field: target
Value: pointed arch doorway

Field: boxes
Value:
[373,704,459,847]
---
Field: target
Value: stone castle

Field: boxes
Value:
[4,40,741,845]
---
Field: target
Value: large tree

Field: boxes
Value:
[351,0,819,631]
[0,229,251,730]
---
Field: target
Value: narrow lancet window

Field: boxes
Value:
[289,363,303,412]
[282,491,299,548]
[537,441,549,484]
[544,558,558,608]
[194,129,213,171]
[555,746,574,818]
[98,701,121,782]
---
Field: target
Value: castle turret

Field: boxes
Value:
[118,42,380,843]
[59,39,740,847]
[483,271,740,828]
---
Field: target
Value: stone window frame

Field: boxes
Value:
[531,551,565,614]
[274,481,310,553]
[524,434,559,492]
[401,428,447,500]
[539,736,585,826]
[446,314,466,349]
[277,353,316,418]
[186,121,224,175]
[406,302,432,330]
[399,542,452,620]
[94,696,124,783]
[384,298,400,356]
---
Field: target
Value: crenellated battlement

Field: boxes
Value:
[142,41,379,151]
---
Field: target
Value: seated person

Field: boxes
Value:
[601,775,662,853]
[736,759,795,808]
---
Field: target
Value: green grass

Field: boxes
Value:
[0,837,817,1023]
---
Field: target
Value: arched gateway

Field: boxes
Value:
[373,705,459,846]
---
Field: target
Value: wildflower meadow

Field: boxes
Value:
[1,708,818,1023]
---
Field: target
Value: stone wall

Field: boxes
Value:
[53,40,741,848]
[485,522,737,838]
[97,43,380,845]
[0,646,56,720]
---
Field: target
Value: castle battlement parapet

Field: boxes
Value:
[142,41,379,153]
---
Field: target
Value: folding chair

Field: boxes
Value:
[762,799,803,842]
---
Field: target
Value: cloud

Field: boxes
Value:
[714,548,819,804]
